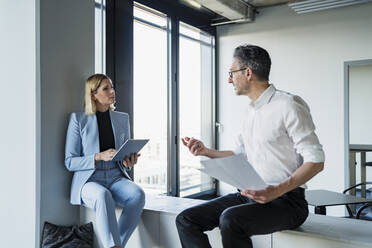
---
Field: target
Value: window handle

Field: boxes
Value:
[215,122,223,133]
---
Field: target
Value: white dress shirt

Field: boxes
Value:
[233,84,325,186]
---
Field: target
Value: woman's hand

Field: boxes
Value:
[181,137,209,156]
[122,153,141,169]
[95,148,117,162]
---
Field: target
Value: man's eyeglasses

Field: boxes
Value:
[228,68,247,78]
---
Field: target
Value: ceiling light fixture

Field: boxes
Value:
[289,0,372,14]
[184,0,202,9]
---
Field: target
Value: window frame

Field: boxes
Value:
[106,0,217,199]
[178,21,216,198]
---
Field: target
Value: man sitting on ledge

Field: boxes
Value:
[175,44,325,248]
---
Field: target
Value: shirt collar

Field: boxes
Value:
[250,84,276,110]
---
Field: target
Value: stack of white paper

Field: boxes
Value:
[199,154,267,190]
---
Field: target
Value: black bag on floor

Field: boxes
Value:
[41,221,94,248]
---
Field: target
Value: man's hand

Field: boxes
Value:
[181,136,234,158]
[240,185,283,204]
[95,148,117,162]
[241,162,324,204]
[181,137,209,156]
[122,153,141,169]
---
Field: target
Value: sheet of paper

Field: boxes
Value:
[199,154,268,190]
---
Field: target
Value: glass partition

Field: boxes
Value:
[179,22,215,197]
[133,4,169,195]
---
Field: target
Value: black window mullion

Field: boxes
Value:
[169,15,180,197]
[106,0,134,178]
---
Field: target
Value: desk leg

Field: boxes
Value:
[349,151,356,196]
[361,152,366,198]
[315,206,326,215]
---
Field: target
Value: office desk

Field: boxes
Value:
[349,144,372,197]
[305,189,372,215]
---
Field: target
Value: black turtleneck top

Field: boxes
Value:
[96,110,115,152]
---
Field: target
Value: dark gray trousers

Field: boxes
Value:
[175,188,308,248]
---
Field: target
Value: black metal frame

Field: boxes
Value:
[134,0,217,35]
[106,0,134,178]
[169,15,180,196]
[106,0,217,198]
[343,181,372,219]
[314,206,327,215]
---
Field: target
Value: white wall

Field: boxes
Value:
[39,0,94,237]
[216,3,372,215]
[0,0,38,246]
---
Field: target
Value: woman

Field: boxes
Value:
[65,74,145,248]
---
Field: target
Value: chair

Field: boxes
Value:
[361,162,372,196]
[364,162,372,167]
[343,182,372,220]
[356,203,372,219]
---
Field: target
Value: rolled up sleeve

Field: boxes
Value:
[284,96,325,163]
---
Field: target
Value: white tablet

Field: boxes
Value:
[111,139,149,162]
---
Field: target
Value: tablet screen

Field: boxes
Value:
[112,139,149,162]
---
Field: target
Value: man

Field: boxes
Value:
[175,45,325,248]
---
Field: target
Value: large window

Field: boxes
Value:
[179,22,215,197]
[132,3,216,198]
[133,3,169,195]
[94,0,106,73]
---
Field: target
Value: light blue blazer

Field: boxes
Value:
[65,110,131,205]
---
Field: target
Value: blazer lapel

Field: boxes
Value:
[108,111,132,180]
[91,114,100,154]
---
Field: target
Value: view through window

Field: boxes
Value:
[133,3,215,197]
[179,22,215,197]
[94,0,105,73]
[133,4,168,195]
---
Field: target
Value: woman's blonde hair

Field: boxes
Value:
[84,74,115,115]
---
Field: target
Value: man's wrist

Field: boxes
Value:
[203,148,211,157]
[277,178,293,195]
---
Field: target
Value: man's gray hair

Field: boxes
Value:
[233,44,271,81]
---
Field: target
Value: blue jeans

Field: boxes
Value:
[82,167,145,248]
